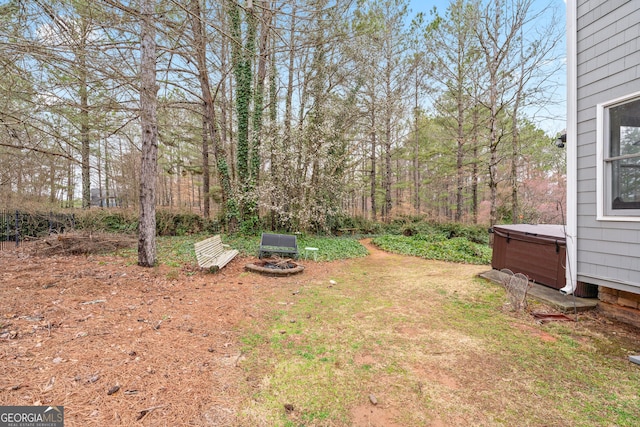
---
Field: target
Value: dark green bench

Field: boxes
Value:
[258,233,298,259]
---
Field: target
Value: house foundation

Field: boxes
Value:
[598,287,640,329]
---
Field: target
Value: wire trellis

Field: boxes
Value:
[501,268,532,311]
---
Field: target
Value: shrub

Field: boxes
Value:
[76,210,138,233]
[75,209,219,236]
[432,222,489,245]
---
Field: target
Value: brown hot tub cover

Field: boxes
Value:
[491,224,597,298]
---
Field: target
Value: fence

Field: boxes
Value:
[0,210,75,250]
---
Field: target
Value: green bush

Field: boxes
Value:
[377,216,490,246]
[322,214,381,235]
[431,222,490,245]
[156,211,218,236]
[76,210,138,233]
[75,209,219,236]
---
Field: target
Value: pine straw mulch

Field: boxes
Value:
[0,243,323,426]
[26,232,137,257]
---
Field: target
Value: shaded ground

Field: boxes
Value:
[1,239,640,426]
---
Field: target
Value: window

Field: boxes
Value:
[600,94,640,218]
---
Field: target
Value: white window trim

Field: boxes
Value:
[596,90,640,222]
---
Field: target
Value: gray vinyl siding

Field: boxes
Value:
[576,0,640,293]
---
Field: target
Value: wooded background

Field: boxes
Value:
[0,0,566,232]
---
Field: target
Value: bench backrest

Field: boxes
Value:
[194,235,224,264]
[260,233,297,249]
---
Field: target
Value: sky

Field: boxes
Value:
[407,0,568,136]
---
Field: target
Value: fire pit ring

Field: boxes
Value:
[245,259,304,276]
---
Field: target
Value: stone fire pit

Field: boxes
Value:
[245,259,304,276]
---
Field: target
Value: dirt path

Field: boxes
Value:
[359,238,390,259]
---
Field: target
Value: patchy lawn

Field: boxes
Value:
[1,239,639,426]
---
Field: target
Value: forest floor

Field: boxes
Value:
[1,238,342,426]
[1,239,640,426]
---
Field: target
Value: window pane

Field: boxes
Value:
[620,126,640,156]
[609,99,640,157]
[611,157,640,209]
[608,97,640,211]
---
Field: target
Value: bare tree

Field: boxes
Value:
[475,0,561,225]
[507,7,562,222]
[475,0,527,226]
[353,0,412,222]
[426,0,481,222]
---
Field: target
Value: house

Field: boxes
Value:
[566,0,640,326]
[90,188,121,208]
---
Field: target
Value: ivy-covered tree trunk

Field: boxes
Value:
[252,1,270,180]
[229,0,257,229]
[268,42,278,230]
[247,1,271,228]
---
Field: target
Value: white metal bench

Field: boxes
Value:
[194,235,239,271]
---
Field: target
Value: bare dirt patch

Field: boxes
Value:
[513,323,558,342]
[350,403,402,427]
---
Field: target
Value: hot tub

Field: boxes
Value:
[490,224,597,298]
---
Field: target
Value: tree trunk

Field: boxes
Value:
[67,159,74,208]
[251,1,271,183]
[189,0,233,220]
[455,95,464,222]
[413,68,420,213]
[79,48,90,209]
[488,82,499,227]
[511,118,519,222]
[97,140,103,206]
[49,156,56,204]
[104,137,111,207]
[369,105,377,221]
[229,0,254,223]
[138,0,158,268]
[201,113,209,219]
[284,4,296,151]
[384,58,393,223]
[471,107,479,224]
[511,27,526,223]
